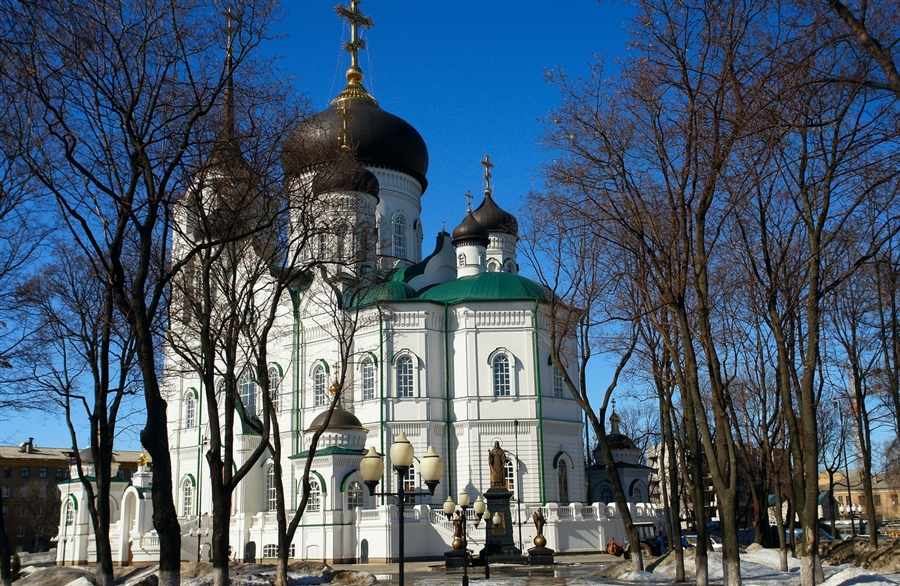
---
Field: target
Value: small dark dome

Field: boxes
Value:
[607,433,637,451]
[311,163,380,198]
[283,100,428,191]
[471,193,518,236]
[451,211,490,247]
[306,407,365,432]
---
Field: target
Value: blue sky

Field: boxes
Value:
[2,1,636,451]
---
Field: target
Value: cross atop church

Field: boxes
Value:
[336,106,354,149]
[465,190,473,212]
[481,154,494,196]
[335,0,373,72]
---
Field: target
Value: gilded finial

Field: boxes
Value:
[332,0,378,106]
[480,154,494,196]
[137,451,149,467]
[465,190,473,212]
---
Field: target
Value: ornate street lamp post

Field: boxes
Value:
[359,433,443,586]
[444,491,496,585]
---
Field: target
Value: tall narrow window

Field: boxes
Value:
[240,371,256,416]
[552,367,564,398]
[504,459,515,495]
[347,481,364,509]
[362,359,375,401]
[313,365,327,407]
[266,464,277,511]
[182,479,194,517]
[402,461,418,504]
[185,393,196,427]
[492,355,511,396]
[558,460,569,505]
[396,356,414,398]
[307,480,322,512]
[393,216,406,259]
[268,366,281,411]
[64,499,75,524]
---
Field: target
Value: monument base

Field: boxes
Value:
[527,545,555,565]
[444,548,469,570]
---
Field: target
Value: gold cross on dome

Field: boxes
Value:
[481,154,494,196]
[335,1,373,71]
[337,107,354,149]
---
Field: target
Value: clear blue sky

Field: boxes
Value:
[1,1,636,451]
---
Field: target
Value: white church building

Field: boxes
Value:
[55,1,658,566]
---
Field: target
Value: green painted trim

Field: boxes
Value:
[340,470,359,492]
[444,302,454,499]
[270,362,284,378]
[310,470,326,494]
[187,386,199,399]
[532,299,546,504]
[68,494,78,510]
[196,377,204,518]
[184,473,197,487]
[291,288,302,458]
[552,452,566,469]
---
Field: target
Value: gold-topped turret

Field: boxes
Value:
[332,0,377,105]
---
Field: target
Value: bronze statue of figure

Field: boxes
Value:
[488,441,507,488]
[453,510,464,540]
[532,509,545,537]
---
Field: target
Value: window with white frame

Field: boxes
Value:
[268,366,281,411]
[313,365,327,407]
[361,359,375,401]
[504,459,515,495]
[402,460,418,504]
[552,367,564,398]
[306,479,322,512]
[393,215,406,259]
[240,370,256,416]
[396,356,414,398]
[185,392,196,427]
[181,478,194,517]
[64,499,75,525]
[492,354,511,396]
[266,464,277,511]
[263,544,278,558]
[347,481,364,509]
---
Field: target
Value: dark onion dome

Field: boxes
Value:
[418,272,550,304]
[345,280,418,309]
[607,433,637,451]
[282,85,428,191]
[311,162,380,198]
[471,193,518,236]
[306,407,366,432]
[451,211,490,247]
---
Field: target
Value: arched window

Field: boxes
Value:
[307,479,322,512]
[263,544,277,558]
[504,459,515,495]
[240,370,256,416]
[598,482,614,504]
[631,481,646,504]
[181,478,194,517]
[396,356,414,398]
[402,460,418,504]
[64,499,75,526]
[552,367,564,398]
[185,393,196,427]
[313,365,327,407]
[266,464,277,511]
[492,354,511,396]
[558,460,569,505]
[361,359,375,401]
[393,215,406,259]
[347,481,364,509]
[487,259,499,273]
[457,253,465,267]
[268,366,281,411]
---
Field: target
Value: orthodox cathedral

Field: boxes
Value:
[55,1,656,566]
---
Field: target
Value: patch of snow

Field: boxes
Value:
[820,566,900,586]
[618,570,660,582]
[64,578,94,586]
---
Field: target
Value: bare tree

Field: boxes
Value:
[0,1,281,583]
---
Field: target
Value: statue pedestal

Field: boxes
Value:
[527,545,555,565]
[444,548,469,570]
[479,487,525,564]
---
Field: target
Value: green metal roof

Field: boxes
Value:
[417,272,550,304]
[345,281,418,309]
[290,446,366,459]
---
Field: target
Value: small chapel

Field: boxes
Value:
[55,1,658,565]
